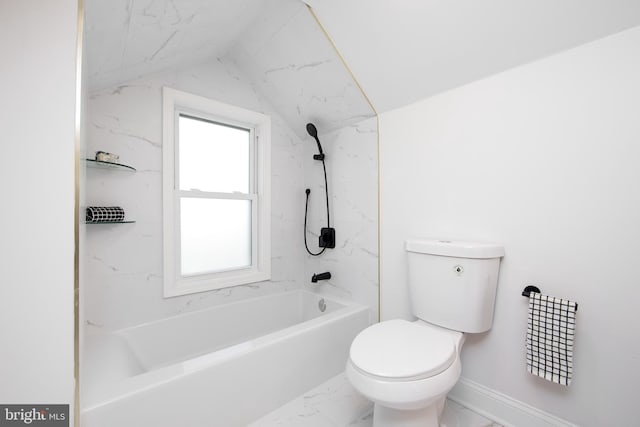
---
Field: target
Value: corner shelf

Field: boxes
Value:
[85,158,136,172]
[85,220,136,225]
[85,157,136,225]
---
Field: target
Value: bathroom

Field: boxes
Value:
[2,0,640,426]
[80,1,377,424]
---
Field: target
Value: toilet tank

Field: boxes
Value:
[406,239,505,333]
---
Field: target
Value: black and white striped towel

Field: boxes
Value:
[526,292,577,386]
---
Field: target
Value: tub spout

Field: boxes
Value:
[311,272,331,283]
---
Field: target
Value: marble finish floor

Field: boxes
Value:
[250,373,503,427]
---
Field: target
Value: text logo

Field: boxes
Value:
[0,405,68,426]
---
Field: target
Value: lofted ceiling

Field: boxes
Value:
[84,0,374,137]
[305,0,640,113]
[84,0,269,90]
[227,0,375,136]
[86,0,640,116]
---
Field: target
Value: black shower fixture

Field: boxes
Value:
[306,123,325,161]
[311,272,332,283]
[304,123,336,255]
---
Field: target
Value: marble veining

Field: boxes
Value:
[84,0,379,335]
[85,0,270,91]
[249,373,373,427]
[85,57,305,330]
[304,117,379,323]
[228,0,375,139]
[250,373,503,427]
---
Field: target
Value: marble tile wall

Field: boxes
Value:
[84,0,379,331]
[229,0,379,322]
[228,0,375,139]
[84,57,305,330]
[85,0,270,91]
[302,118,379,323]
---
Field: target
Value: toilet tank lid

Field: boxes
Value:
[405,239,505,259]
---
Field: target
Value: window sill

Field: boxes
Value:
[163,271,270,298]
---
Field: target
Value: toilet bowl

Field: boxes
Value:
[346,319,464,427]
[345,239,504,427]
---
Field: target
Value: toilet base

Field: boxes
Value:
[372,398,444,427]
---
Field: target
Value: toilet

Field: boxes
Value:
[346,239,504,427]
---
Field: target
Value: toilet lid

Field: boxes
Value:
[350,319,457,380]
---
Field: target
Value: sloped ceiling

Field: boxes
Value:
[305,0,640,113]
[85,0,374,137]
[227,0,374,137]
[85,0,269,90]
[86,0,640,117]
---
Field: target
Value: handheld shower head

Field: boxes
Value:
[306,123,318,138]
[306,122,324,158]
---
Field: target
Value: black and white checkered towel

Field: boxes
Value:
[526,292,577,386]
[86,206,125,223]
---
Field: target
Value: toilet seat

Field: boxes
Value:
[350,319,458,381]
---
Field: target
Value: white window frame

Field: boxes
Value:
[162,87,271,297]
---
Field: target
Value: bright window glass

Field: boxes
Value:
[163,87,270,297]
[178,115,250,193]
[180,198,252,276]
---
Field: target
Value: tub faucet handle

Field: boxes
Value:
[311,272,331,283]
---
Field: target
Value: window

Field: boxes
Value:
[162,87,271,297]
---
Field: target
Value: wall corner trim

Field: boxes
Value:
[305,4,378,116]
[448,378,578,427]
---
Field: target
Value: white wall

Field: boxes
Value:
[84,57,305,330]
[304,118,379,322]
[380,26,640,426]
[0,0,77,416]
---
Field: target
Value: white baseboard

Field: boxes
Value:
[448,378,578,427]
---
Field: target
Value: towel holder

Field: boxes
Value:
[522,285,578,311]
[521,285,541,297]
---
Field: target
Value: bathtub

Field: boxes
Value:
[81,290,369,426]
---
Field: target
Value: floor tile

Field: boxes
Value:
[251,373,500,427]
